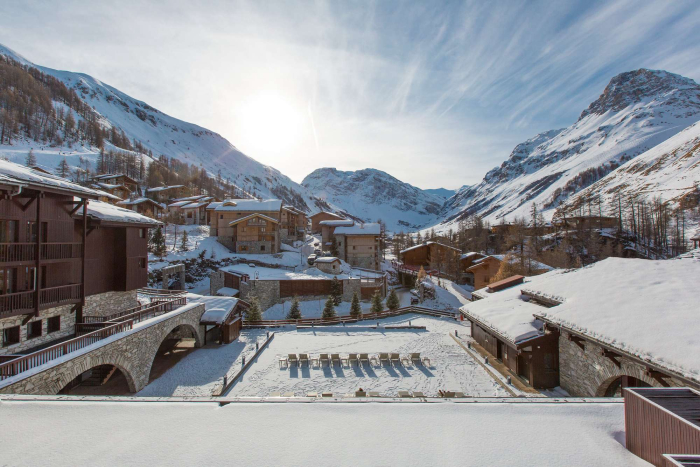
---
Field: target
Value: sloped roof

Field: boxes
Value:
[215,199,282,212]
[310,211,344,219]
[314,257,341,263]
[319,219,354,227]
[76,199,161,226]
[0,159,101,198]
[147,185,185,193]
[228,213,279,226]
[400,241,460,255]
[334,223,381,235]
[118,197,163,208]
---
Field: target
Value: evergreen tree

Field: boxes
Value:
[322,296,337,319]
[386,288,400,310]
[350,292,362,318]
[330,276,342,306]
[150,225,167,258]
[56,157,71,178]
[180,229,189,251]
[25,149,36,166]
[245,297,263,321]
[286,296,302,320]
[370,290,384,314]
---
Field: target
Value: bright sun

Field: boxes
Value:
[236,92,305,155]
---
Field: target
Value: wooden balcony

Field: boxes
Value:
[0,284,82,318]
[0,242,83,264]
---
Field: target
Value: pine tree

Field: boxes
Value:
[322,296,337,319]
[286,296,302,320]
[330,276,342,306]
[386,288,400,310]
[245,297,263,321]
[370,290,383,314]
[180,229,189,251]
[56,158,71,179]
[25,149,37,167]
[350,292,362,318]
[150,225,167,258]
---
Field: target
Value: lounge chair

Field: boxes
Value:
[422,356,431,367]
[322,392,334,398]
[410,353,421,365]
[344,353,359,366]
[368,391,381,397]
[454,391,466,398]
[270,392,281,397]
[298,354,309,367]
[355,390,367,397]
[443,391,456,398]
[379,353,390,365]
[283,392,294,397]
[288,354,299,367]
[401,355,411,366]
[307,392,318,398]
[370,354,380,366]
[278,357,289,369]
[412,391,426,398]
[390,353,401,366]
[331,353,341,366]
[398,390,411,398]
[319,354,330,367]
[359,353,370,365]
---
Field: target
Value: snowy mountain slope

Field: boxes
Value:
[0,43,333,213]
[433,69,700,230]
[423,188,456,199]
[560,120,700,214]
[302,168,443,231]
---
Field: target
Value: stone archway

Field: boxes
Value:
[142,323,203,386]
[52,358,139,395]
[595,371,658,397]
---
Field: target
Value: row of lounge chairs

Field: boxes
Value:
[279,353,431,368]
[268,390,462,398]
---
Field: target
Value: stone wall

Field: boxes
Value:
[83,290,138,317]
[217,237,235,251]
[0,303,206,395]
[209,271,225,295]
[236,240,274,254]
[558,330,687,397]
[241,280,280,311]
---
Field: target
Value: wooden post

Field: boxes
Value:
[34,192,42,316]
[78,198,87,324]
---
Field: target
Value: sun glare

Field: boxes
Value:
[237,92,305,155]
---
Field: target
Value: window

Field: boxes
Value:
[353,246,356,250]
[239,245,248,251]
[2,326,20,347]
[25,267,36,291]
[139,228,146,238]
[260,227,266,232]
[139,258,147,268]
[260,245,266,251]
[220,215,224,219]
[47,316,60,333]
[27,221,37,242]
[187,211,193,218]
[0,268,17,295]
[27,320,42,339]
[0,220,18,242]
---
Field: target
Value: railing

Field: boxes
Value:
[39,284,82,308]
[78,295,188,330]
[0,242,83,263]
[243,306,457,327]
[0,290,35,315]
[138,288,188,297]
[0,320,134,381]
[40,243,82,261]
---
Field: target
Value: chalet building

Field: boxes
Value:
[92,174,140,194]
[280,206,307,242]
[314,256,342,274]
[319,219,354,247]
[91,188,124,205]
[459,252,486,273]
[463,255,503,290]
[334,223,381,270]
[167,195,215,225]
[90,181,132,201]
[210,199,283,254]
[118,198,165,220]
[399,242,461,271]
[0,161,159,356]
[554,215,618,230]
[310,211,345,233]
[199,296,248,345]
[146,185,186,204]
[691,228,700,249]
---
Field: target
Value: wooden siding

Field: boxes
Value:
[625,388,700,466]
[223,272,241,290]
[279,280,338,298]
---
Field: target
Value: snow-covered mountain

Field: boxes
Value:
[560,120,700,214]
[433,69,700,230]
[302,168,443,231]
[423,188,456,199]
[0,43,333,213]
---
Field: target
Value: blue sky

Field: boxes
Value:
[1,0,699,189]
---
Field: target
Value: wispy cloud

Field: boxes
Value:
[1,0,699,189]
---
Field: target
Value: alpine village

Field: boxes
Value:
[1,4,700,465]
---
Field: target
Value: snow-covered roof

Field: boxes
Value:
[527,257,700,381]
[399,242,461,255]
[146,185,184,193]
[690,228,700,241]
[172,194,208,203]
[180,197,213,209]
[0,399,644,466]
[468,255,554,272]
[221,264,381,281]
[215,199,282,212]
[77,199,161,226]
[205,201,223,210]
[460,252,483,260]
[94,182,126,191]
[310,210,344,219]
[314,257,340,263]
[0,159,102,198]
[215,287,239,297]
[334,223,381,236]
[118,197,163,207]
[228,213,279,226]
[461,274,551,344]
[91,188,123,201]
[198,296,241,325]
[318,219,354,227]
[168,200,198,208]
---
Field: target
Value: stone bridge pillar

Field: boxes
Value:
[161,263,186,290]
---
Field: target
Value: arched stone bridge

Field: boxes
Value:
[0,303,206,395]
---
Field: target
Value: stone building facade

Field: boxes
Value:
[558,330,689,397]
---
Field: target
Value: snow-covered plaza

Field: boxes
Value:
[137,313,509,398]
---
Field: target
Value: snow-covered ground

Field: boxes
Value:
[225,314,505,398]
[263,299,376,320]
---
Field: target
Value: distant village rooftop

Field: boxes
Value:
[146,185,185,193]
[400,241,461,255]
[318,219,354,227]
[334,223,381,235]
[215,199,283,212]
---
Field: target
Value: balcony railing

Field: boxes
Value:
[0,242,83,263]
[0,284,82,318]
